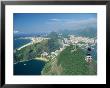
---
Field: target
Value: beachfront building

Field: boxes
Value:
[41,52,48,59]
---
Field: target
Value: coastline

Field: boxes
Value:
[15,37,49,64]
[14,57,48,65]
[14,59,33,64]
[34,57,49,62]
[17,42,33,50]
[17,37,36,51]
[16,37,47,51]
[15,37,33,50]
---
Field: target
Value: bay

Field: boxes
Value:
[14,59,45,75]
[14,38,31,49]
[91,45,97,60]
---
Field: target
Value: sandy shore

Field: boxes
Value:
[17,37,35,50]
[17,37,33,50]
[34,57,49,62]
[17,37,47,51]
[17,42,33,50]
[14,59,33,64]
[14,57,48,64]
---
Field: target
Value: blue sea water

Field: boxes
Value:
[91,45,97,60]
[14,35,46,75]
[13,34,97,75]
[14,60,45,75]
[14,38,31,49]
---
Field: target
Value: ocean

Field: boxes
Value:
[14,35,46,75]
[13,34,97,75]
[14,38,31,49]
[91,45,97,60]
[14,60,45,75]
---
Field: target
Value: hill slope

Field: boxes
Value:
[42,45,97,75]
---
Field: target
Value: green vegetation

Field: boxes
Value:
[14,32,97,75]
[48,39,60,53]
[79,41,86,44]
[14,32,61,63]
[48,32,61,53]
[41,58,63,75]
[14,40,48,63]
[42,45,97,75]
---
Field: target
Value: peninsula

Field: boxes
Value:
[14,32,97,75]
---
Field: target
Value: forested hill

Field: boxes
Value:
[42,45,97,75]
[14,32,61,63]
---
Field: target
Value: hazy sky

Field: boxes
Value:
[14,13,97,34]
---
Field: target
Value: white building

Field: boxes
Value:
[41,52,48,58]
[85,55,93,63]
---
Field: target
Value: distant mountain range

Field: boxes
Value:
[14,26,97,38]
[58,27,97,38]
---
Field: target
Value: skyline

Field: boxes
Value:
[14,13,97,34]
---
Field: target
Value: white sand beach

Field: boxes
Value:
[17,37,49,51]
[34,57,49,62]
[17,42,33,50]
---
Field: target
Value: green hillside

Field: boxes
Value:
[42,45,97,75]
[14,40,49,63]
[14,33,61,63]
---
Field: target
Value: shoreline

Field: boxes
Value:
[17,42,33,50]
[16,37,47,51]
[17,37,34,50]
[14,59,33,64]
[16,37,33,50]
[17,37,37,51]
[14,57,48,64]
[34,57,49,62]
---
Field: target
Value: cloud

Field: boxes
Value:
[33,18,97,33]
[49,18,61,21]
[64,18,97,28]
[45,18,97,32]
[14,30,19,34]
